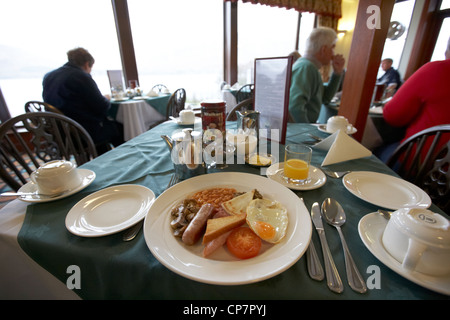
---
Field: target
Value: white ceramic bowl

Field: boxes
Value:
[381,207,450,276]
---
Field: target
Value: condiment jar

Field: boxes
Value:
[201,100,226,144]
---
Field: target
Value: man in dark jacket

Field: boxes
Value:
[43,47,124,153]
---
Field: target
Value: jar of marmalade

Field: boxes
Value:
[201,100,226,142]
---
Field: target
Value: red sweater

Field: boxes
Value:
[383,59,450,140]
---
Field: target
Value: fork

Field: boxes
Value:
[122,174,179,241]
[320,167,350,179]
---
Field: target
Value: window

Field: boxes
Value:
[378,0,415,78]
[431,17,450,61]
[0,0,121,118]
[128,0,223,103]
[237,3,314,85]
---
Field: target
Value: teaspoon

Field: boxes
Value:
[321,198,367,293]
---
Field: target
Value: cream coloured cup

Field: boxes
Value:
[30,160,81,195]
[381,208,450,276]
[179,110,195,123]
[326,115,349,133]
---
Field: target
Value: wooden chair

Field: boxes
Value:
[386,124,450,214]
[0,112,98,191]
[166,88,186,119]
[236,84,254,103]
[24,101,64,115]
[226,98,253,121]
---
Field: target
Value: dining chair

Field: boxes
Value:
[236,84,254,103]
[24,101,64,115]
[0,112,98,191]
[152,84,168,93]
[386,124,450,213]
[166,88,186,119]
[226,98,253,121]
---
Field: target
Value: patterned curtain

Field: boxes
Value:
[224,0,342,20]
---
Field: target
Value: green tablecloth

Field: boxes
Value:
[17,122,448,300]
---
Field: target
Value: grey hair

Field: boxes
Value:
[304,27,337,57]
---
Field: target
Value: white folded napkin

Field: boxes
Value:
[147,90,158,97]
[313,130,372,166]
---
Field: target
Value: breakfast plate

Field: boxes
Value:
[266,163,326,191]
[343,171,431,210]
[143,172,312,285]
[65,184,155,237]
[317,124,357,135]
[17,169,96,203]
[358,212,450,295]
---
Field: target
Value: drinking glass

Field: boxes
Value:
[283,144,312,185]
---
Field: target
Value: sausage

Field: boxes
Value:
[182,203,214,245]
[203,230,231,257]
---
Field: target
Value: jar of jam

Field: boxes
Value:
[201,100,226,143]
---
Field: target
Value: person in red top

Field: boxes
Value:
[376,37,450,162]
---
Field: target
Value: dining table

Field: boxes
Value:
[109,94,171,141]
[0,120,448,304]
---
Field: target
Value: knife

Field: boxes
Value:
[311,202,343,293]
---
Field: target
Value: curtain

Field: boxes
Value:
[224,0,342,20]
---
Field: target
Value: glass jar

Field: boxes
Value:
[201,100,226,142]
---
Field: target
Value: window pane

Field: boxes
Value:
[0,0,121,118]
[238,3,313,85]
[431,18,450,61]
[128,0,223,103]
[440,0,450,10]
[378,0,415,78]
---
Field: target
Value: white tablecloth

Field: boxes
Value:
[0,200,79,299]
[115,100,165,141]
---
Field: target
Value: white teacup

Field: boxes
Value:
[30,160,81,195]
[382,207,450,276]
[179,110,195,123]
[326,116,349,133]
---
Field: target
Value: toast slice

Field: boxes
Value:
[202,213,246,244]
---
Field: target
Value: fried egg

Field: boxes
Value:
[246,199,288,243]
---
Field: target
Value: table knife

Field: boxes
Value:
[311,202,343,293]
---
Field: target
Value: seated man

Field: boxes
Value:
[377,58,402,98]
[42,47,124,154]
[288,27,345,123]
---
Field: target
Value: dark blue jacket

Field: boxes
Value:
[42,62,111,143]
[377,67,402,89]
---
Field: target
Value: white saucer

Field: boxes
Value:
[173,117,201,126]
[17,169,96,203]
[318,124,357,135]
[65,184,155,237]
[358,212,450,296]
[266,163,326,190]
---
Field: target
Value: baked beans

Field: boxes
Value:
[191,187,237,206]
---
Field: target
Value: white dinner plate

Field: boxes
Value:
[358,212,450,296]
[343,171,431,210]
[317,124,357,135]
[17,169,96,203]
[266,163,326,191]
[143,172,312,285]
[66,184,155,237]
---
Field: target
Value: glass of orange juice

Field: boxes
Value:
[283,144,312,185]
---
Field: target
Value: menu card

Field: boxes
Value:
[107,70,125,91]
[253,56,293,145]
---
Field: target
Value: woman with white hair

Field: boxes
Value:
[289,27,345,123]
